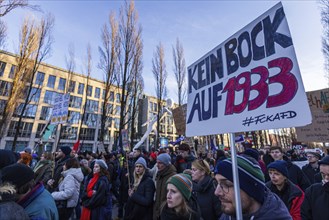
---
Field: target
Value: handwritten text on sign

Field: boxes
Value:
[186,2,311,136]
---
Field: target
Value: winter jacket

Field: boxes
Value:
[153,164,177,220]
[51,167,84,208]
[33,160,54,185]
[266,180,304,220]
[0,183,29,220]
[17,182,59,220]
[286,160,309,191]
[49,155,71,192]
[193,175,221,220]
[81,175,111,220]
[301,163,319,185]
[219,187,292,220]
[301,182,329,220]
[124,172,155,220]
[175,154,195,173]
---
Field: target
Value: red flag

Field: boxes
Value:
[73,139,80,152]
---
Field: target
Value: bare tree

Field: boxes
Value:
[320,0,329,87]
[152,42,167,147]
[0,20,6,49]
[172,38,186,106]
[98,12,119,147]
[116,0,143,148]
[0,15,53,151]
[65,43,75,93]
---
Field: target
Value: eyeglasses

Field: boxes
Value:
[212,179,233,194]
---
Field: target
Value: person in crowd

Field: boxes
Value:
[47,146,72,192]
[269,146,309,191]
[51,158,84,220]
[160,173,201,220]
[0,149,19,172]
[214,155,291,219]
[301,155,329,220]
[153,153,177,220]
[18,152,32,167]
[266,160,304,220]
[262,145,274,166]
[175,143,195,173]
[34,151,54,184]
[124,157,155,220]
[244,148,267,174]
[302,151,321,185]
[148,152,157,169]
[205,151,216,172]
[81,159,111,220]
[116,159,129,220]
[1,163,59,220]
[0,182,29,219]
[191,159,221,220]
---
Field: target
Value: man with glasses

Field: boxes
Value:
[214,154,291,219]
[301,155,329,220]
[302,151,321,185]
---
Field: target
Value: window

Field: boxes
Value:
[115,106,121,116]
[68,81,76,93]
[116,93,120,103]
[58,78,66,91]
[80,128,96,141]
[87,85,92,97]
[83,113,98,127]
[86,99,99,112]
[106,103,113,115]
[102,89,106,99]
[14,104,37,119]
[109,91,114,101]
[47,75,56,88]
[69,95,82,108]
[67,111,80,124]
[95,87,100,98]
[9,65,16,79]
[39,106,53,120]
[36,123,46,138]
[44,90,55,105]
[0,80,12,96]
[7,121,33,138]
[35,72,45,86]
[29,87,41,103]
[0,99,6,114]
[60,126,78,140]
[98,128,110,141]
[0,61,6,77]
[5,141,28,152]
[114,118,120,129]
[78,83,84,95]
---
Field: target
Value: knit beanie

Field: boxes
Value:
[24,147,32,154]
[0,149,18,170]
[1,163,34,188]
[244,148,259,161]
[95,159,108,170]
[167,174,193,201]
[267,160,289,178]
[215,155,265,204]
[319,155,329,166]
[60,146,72,156]
[157,153,171,166]
[135,157,147,169]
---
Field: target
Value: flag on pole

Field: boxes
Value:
[211,136,217,151]
[73,139,80,152]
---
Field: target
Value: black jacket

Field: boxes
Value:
[124,172,155,220]
[301,182,329,220]
[302,163,319,185]
[286,160,310,191]
[193,175,221,220]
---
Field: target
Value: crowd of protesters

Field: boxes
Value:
[0,141,329,220]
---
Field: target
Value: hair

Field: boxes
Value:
[99,165,111,182]
[65,158,80,169]
[192,159,211,175]
[270,146,282,153]
[133,165,145,191]
[42,152,53,160]
[160,194,194,217]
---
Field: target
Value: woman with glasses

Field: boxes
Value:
[160,174,201,220]
[191,159,222,220]
[124,157,155,220]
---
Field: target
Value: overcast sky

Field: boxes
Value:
[2,0,327,103]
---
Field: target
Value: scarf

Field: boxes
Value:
[17,182,44,208]
[80,173,100,220]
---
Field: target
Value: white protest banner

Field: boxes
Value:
[186,2,312,137]
[51,93,70,125]
[296,89,329,142]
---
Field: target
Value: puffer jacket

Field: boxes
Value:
[51,168,84,207]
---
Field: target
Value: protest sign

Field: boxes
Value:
[51,93,70,125]
[186,2,311,137]
[296,89,329,142]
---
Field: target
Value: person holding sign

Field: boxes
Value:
[214,155,291,219]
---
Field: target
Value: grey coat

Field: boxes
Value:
[51,168,84,208]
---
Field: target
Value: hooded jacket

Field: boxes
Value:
[51,167,84,208]
[219,188,292,220]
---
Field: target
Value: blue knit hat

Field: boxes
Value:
[215,155,265,204]
[267,160,289,178]
[157,153,171,166]
[135,157,147,169]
